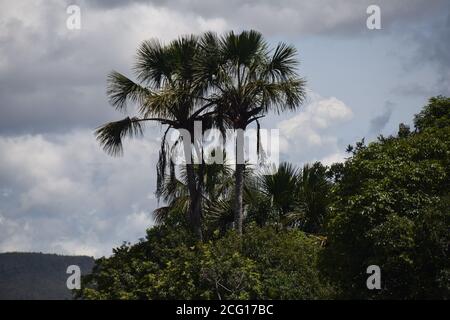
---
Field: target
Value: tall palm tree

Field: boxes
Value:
[96,36,213,240]
[195,30,306,234]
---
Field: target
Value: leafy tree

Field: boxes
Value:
[77,224,333,300]
[322,96,450,299]
[240,225,335,299]
[414,95,450,132]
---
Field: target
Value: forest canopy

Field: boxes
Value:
[78,96,450,300]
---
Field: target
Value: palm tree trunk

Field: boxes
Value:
[186,163,203,241]
[234,163,245,235]
[233,128,245,235]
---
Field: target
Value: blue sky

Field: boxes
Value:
[0,0,448,257]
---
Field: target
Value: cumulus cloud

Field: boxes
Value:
[1,0,448,135]
[0,0,228,134]
[277,92,353,166]
[0,129,161,257]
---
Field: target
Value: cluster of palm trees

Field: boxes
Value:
[153,161,332,238]
[96,30,306,240]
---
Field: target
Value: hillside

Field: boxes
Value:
[0,252,94,300]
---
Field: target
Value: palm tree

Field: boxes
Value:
[153,150,235,237]
[96,36,213,240]
[257,162,299,225]
[247,162,331,234]
[195,30,306,234]
[288,162,331,234]
[152,174,190,227]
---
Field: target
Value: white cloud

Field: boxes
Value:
[50,239,103,258]
[277,92,353,166]
[0,129,162,257]
[319,152,348,166]
[0,0,229,134]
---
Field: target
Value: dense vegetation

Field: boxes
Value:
[0,252,94,300]
[77,225,333,299]
[322,96,450,299]
[78,96,449,300]
[82,30,449,300]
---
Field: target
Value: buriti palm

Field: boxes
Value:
[96,30,306,239]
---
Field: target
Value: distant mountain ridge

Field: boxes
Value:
[0,252,94,300]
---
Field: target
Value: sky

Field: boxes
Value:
[0,0,449,257]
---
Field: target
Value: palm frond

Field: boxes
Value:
[169,35,199,83]
[257,162,300,216]
[107,71,149,111]
[194,32,221,90]
[95,117,144,156]
[265,42,298,81]
[153,195,190,225]
[139,88,181,119]
[220,30,267,66]
[156,126,172,198]
[153,206,170,225]
[156,174,189,204]
[204,197,234,230]
[134,39,174,87]
[259,78,307,113]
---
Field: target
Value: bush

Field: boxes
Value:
[77,224,334,299]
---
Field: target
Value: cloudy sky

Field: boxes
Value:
[0,0,449,257]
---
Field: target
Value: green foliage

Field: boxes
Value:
[199,234,262,299]
[414,96,450,132]
[322,96,450,299]
[245,162,332,233]
[77,224,333,300]
[91,19,449,299]
[240,225,334,299]
[155,160,333,237]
